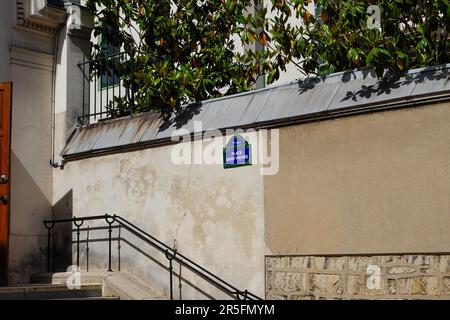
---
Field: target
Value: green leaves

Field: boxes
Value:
[86,0,263,113]
[86,0,450,113]
[264,0,450,81]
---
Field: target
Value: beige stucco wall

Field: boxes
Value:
[52,133,267,298]
[265,102,450,255]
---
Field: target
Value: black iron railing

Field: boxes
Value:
[43,214,262,300]
[78,52,140,124]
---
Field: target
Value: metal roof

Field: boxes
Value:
[62,64,450,160]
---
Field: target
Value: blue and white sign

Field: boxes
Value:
[223,135,251,169]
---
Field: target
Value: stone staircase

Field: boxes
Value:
[0,271,165,300]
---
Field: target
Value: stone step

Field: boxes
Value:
[50,296,120,300]
[31,271,166,300]
[0,284,104,300]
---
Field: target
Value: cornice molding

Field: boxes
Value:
[16,0,67,35]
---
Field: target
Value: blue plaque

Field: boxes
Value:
[223,135,251,168]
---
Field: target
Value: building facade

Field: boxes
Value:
[0,0,449,300]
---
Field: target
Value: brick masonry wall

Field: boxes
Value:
[266,255,450,299]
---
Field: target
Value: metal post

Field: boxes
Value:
[169,258,173,300]
[43,220,54,273]
[117,225,121,271]
[47,227,51,272]
[86,226,90,272]
[104,215,116,272]
[94,67,97,121]
[165,249,175,300]
[106,56,109,118]
[111,55,116,115]
[73,219,84,268]
[76,225,80,267]
[108,222,112,272]
[178,263,183,300]
[100,57,103,119]
[88,61,91,125]
[47,228,51,272]
[82,56,85,119]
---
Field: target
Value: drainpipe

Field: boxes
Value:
[50,27,64,169]
[50,0,87,169]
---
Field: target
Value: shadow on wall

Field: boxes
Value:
[297,65,450,101]
[158,101,203,131]
[51,189,73,272]
[0,243,7,285]
[9,151,52,283]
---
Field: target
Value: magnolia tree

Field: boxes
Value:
[86,0,268,113]
[265,0,450,79]
[86,0,450,113]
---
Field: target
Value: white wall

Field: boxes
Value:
[53,133,268,298]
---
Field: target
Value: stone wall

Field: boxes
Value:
[53,133,267,298]
[266,255,450,300]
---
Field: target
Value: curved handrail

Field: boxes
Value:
[43,213,262,300]
[112,215,262,299]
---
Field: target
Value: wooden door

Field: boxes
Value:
[0,82,11,286]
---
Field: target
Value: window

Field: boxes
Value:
[99,41,120,90]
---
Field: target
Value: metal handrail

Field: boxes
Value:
[43,214,262,300]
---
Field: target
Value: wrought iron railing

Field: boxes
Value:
[43,214,262,300]
[78,52,141,124]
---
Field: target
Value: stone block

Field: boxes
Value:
[267,254,450,299]
[265,271,273,291]
[387,279,396,295]
[425,276,440,296]
[362,275,385,296]
[348,256,377,272]
[347,275,364,295]
[379,255,394,264]
[327,257,347,271]
[411,255,429,266]
[397,276,436,295]
[274,272,305,292]
[310,274,341,295]
[429,256,441,268]
[288,256,310,269]
[437,256,449,272]
[398,255,415,264]
[266,257,284,270]
[313,257,327,270]
[387,266,416,275]
[443,277,450,295]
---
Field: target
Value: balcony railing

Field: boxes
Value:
[78,52,141,124]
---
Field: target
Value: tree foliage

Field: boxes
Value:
[86,0,266,113]
[264,0,450,80]
[86,0,450,113]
